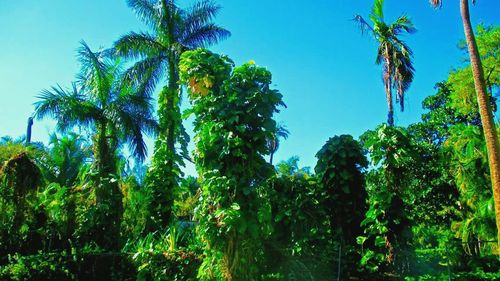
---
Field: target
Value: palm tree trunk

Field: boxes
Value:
[93,121,122,250]
[26,117,33,145]
[385,80,394,126]
[166,59,180,153]
[385,51,394,126]
[460,0,500,249]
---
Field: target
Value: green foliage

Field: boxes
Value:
[34,41,157,250]
[143,86,184,233]
[263,157,332,280]
[0,152,43,256]
[121,176,150,239]
[452,25,499,116]
[37,183,77,251]
[173,176,201,220]
[180,49,284,280]
[40,133,91,187]
[124,225,202,281]
[358,125,416,276]
[0,252,75,281]
[315,135,368,278]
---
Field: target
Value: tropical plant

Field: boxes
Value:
[180,49,284,280]
[34,41,157,249]
[0,152,43,255]
[114,0,230,232]
[354,0,416,126]
[315,135,368,279]
[41,133,91,187]
[263,157,332,281]
[429,0,500,248]
[358,125,416,276]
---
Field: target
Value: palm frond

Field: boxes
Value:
[181,23,230,49]
[353,15,376,38]
[276,123,290,140]
[371,0,385,22]
[184,0,222,27]
[389,15,417,35]
[114,103,158,161]
[114,31,164,60]
[122,55,166,97]
[77,41,111,102]
[392,43,415,112]
[127,0,160,29]
[34,83,102,132]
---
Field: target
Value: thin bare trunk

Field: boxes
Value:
[26,117,33,145]
[460,0,500,249]
[385,80,394,126]
[385,53,394,126]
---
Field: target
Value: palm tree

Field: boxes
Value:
[114,0,230,231]
[34,41,158,249]
[429,0,500,250]
[267,123,289,165]
[354,0,416,126]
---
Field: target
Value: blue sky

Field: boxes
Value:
[0,0,499,174]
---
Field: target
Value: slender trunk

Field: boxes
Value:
[460,0,500,249]
[385,50,394,126]
[386,81,394,127]
[269,138,276,165]
[26,117,33,145]
[337,241,342,281]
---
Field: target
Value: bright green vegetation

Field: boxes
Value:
[0,0,499,280]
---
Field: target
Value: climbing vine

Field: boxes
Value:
[180,49,284,281]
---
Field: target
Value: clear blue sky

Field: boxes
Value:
[0,0,499,174]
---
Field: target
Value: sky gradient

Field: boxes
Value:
[1,0,499,174]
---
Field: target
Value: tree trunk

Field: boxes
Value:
[386,80,394,126]
[93,121,122,250]
[166,59,180,153]
[385,52,394,126]
[26,117,33,145]
[460,0,500,249]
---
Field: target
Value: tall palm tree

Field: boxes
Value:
[34,41,158,249]
[114,0,230,231]
[354,0,416,126]
[429,0,500,250]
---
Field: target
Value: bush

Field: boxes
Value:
[0,252,75,281]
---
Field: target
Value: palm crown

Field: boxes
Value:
[114,0,231,97]
[34,41,158,162]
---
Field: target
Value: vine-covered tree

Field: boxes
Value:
[180,49,284,280]
[114,0,230,232]
[315,135,368,279]
[358,125,416,276]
